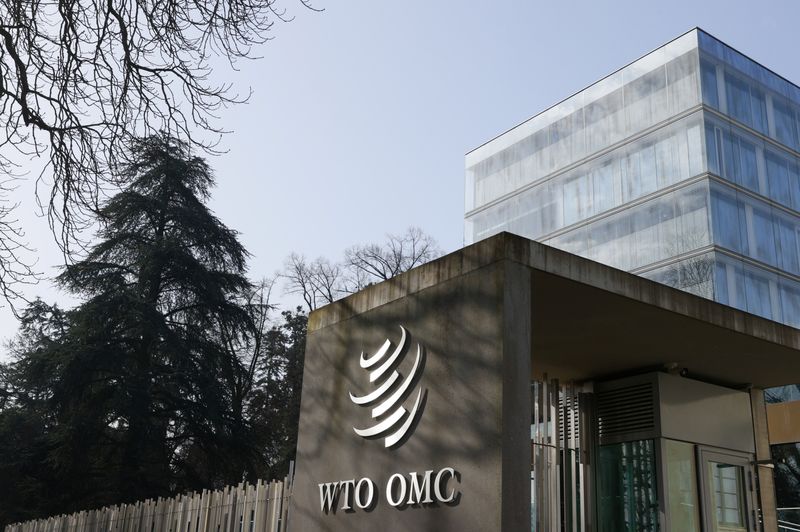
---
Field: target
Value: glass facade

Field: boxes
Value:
[772,442,800,529]
[597,440,660,532]
[465,28,800,329]
[665,441,700,532]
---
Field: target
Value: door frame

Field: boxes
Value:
[696,446,757,532]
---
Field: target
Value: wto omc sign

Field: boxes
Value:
[317,325,461,515]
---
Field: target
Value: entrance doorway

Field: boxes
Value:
[697,448,756,532]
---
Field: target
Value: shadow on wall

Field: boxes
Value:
[291,262,511,530]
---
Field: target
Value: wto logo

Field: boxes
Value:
[349,326,427,448]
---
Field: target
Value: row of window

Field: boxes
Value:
[706,117,800,213]
[642,250,800,328]
[701,56,800,154]
[710,181,800,276]
[467,48,700,211]
[471,176,800,328]
[466,116,706,244]
[544,183,710,273]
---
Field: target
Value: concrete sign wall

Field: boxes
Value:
[288,259,531,532]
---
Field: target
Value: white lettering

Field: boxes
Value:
[434,467,458,503]
[354,478,375,509]
[386,473,407,507]
[339,479,356,510]
[318,482,339,513]
[407,470,434,504]
[318,467,460,513]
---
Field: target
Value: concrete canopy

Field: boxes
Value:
[310,232,800,390]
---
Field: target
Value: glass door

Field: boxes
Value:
[697,448,755,532]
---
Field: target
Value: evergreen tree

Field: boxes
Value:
[1,134,263,521]
[247,308,306,479]
[0,300,69,525]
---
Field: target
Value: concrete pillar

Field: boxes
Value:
[751,389,778,532]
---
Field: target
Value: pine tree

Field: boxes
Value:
[247,308,306,479]
[2,134,262,518]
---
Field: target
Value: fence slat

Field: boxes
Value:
[5,479,290,532]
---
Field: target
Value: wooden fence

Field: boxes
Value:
[4,474,292,532]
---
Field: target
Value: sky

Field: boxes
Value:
[2,0,800,356]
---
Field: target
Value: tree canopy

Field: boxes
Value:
[0,0,320,306]
[0,134,269,524]
[0,135,442,526]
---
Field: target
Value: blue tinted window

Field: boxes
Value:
[701,60,719,108]
[750,87,768,134]
[751,206,777,266]
[738,139,759,193]
[789,161,800,212]
[726,75,752,127]
[776,219,800,275]
[706,125,721,175]
[766,151,791,204]
[774,100,799,151]
[744,270,774,320]
[714,260,747,312]
[779,284,800,329]
[711,191,743,252]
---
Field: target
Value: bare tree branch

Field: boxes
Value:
[344,226,441,286]
[281,253,318,312]
[277,227,442,310]
[0,0,317,305]
[309,257,341,305]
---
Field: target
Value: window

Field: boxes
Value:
[598,440,659,532]
[774,99,799,151]
[750,87,768,134]
[711,189,743,253]
[726,75,752,127]
[592,163,616,214]
[748,204,777,266]
[714,259,746,312]
[744,268,775,320]
[562,174,591,226]
[701,60,719,109]
[737,138,759,193]
[775,217,800,275]
[766,150,791,205]
[666,441,700,532]
[709,463,746,531]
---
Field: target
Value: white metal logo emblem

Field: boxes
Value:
[349,325,426,448]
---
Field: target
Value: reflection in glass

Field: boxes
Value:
[466,28,800,334]
[699,29,800,154]
[709,462,746,532]
[665,441,700,532]
[772,442,800,530]
[466,33,700,213]
[597,440,659,532]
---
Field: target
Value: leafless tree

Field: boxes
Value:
[310,258,342,306]
[279,227,442,311]
[0,0,320,305]
[243,275,278,388]
[282,253,319,312]
[0,180,35,307]
[340,263,372,295]
[344,226,441,283]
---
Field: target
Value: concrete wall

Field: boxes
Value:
[288,259,531,532]
[659,373,755,453]
[287,232,800,532]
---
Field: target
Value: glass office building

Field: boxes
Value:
[465,28,800,328]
